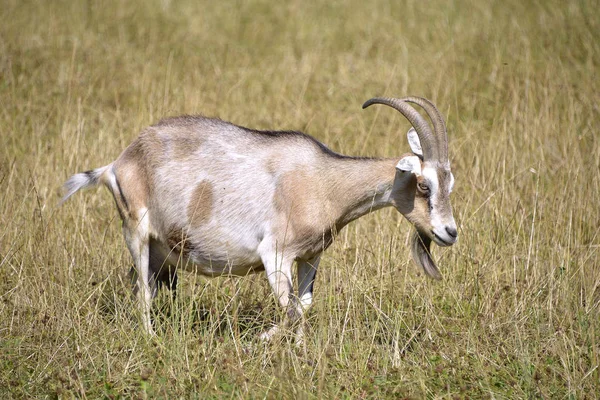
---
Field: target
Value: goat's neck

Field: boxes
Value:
[324,157,401,230]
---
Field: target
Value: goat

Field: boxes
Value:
[62,96,458,340]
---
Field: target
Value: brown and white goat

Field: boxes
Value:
[63,96,458,339]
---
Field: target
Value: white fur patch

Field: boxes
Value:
[421,166,443,229]
[61,173,93,203]
[396,155,422,175]
[299,292,313,309]
[421,166,439,194]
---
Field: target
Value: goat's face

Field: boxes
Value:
[362,97,458,279]
[394,152,457,247]
[390,128,458,280]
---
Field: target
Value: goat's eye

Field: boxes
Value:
[417,182,430,194]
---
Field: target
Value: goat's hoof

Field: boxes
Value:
[259,325,280,341]
[294,327,305,348]
[145,328,157,337]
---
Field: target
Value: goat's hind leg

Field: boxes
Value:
[122,209,155,335]
[129,240,178,297]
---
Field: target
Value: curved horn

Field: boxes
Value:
[400,97,448,162]
[362,97,437,161]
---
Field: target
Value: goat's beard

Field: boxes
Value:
[411,230,441,280]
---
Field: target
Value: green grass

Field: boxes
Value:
[1,0,599,397]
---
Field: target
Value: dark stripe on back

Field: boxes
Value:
[243,127,375,161]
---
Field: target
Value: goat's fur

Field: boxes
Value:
[63,98,457,339]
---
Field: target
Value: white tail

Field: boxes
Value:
[61,165,112,204]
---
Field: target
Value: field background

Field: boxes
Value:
[1,0,599,398]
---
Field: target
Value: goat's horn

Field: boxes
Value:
[400,97,448,162]
[362,97,437,161]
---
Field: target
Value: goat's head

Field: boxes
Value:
[363,97,457,279]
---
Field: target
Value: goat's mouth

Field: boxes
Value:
[431,231,454,247]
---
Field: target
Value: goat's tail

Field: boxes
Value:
[61,164,113,205]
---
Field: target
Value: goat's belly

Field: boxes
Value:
[185,251,264,277]
[158,222,266,276]
[157,239,264,277]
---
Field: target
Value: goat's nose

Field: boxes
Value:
[446,226,458,238]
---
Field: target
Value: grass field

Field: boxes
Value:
[1,0,599,397]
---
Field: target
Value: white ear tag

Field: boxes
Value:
[396,155,422,175]
[407,128,423,158]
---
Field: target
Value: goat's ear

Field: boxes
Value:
[396,155,422,175]
[407,128,423,159]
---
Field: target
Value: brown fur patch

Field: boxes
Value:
[187,180,214,227]
[392,167,432,233]
[265,158,278,176]
[141,129,165,165]
[115,162,150,217]
[404,190,432,233]
[149,117,205,160]
[274,170,316,223]
[273,170,337,257]
[113,130,164,218]
[166,229,193,258]
[171,136,203,160]
[274,159,398,257]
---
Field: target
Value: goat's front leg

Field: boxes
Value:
[122,210,154,335]
[259,251,298,341]
[295,254,321,343]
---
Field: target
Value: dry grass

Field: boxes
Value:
[1,0,599,398]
